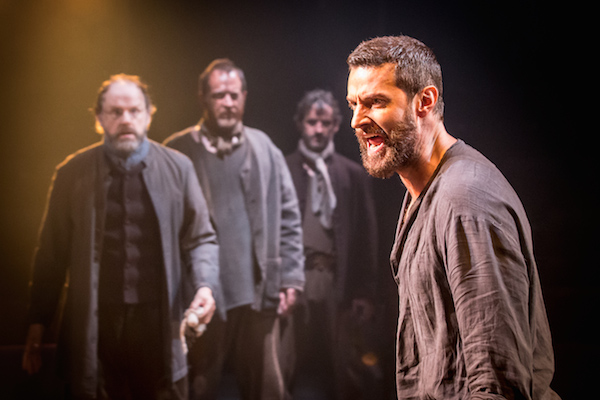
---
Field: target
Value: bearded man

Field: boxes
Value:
[346,35,561,400]
[23,74,219,399]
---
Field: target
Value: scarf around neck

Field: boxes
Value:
[298,139,337,229]
[199,121,244,158]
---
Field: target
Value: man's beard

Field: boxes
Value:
[105,131,145,158]
[357,113,419,179]
[205,110,243,138]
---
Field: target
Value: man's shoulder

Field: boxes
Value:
[56,141,103,172]
[244,125,274,144]
[243,125,284,156]
[147,139,194,168]
[284,149,302,164]
[163,126,195,148]
[439,141,506,190]
[433,140,520,215]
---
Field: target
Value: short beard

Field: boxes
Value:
[358,113,419,179]
[112,141,140,158]
[104,133,144,158]
[204,111,242,138]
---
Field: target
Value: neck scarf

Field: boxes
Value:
[299,139,337,229]
[199,121,244,158]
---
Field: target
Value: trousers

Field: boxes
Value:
[187,304,284,400]
[94,302,187,400]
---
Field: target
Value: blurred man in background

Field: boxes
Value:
[164,59,304,400]
[23,74,219,399]
[283,89,381,400]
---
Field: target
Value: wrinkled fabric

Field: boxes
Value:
[391,140,560,400]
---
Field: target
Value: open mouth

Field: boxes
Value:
[365,134,385,154]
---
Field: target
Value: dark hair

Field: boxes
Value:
[198,58,247,98]
[347,35,444,118]
[294,89,342,129]
[94,73,155,115]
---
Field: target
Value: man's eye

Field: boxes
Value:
[372,98,387,107]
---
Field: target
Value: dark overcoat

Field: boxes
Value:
[285,149,378,304]
[28,140,219,397]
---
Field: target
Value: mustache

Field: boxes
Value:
[355,125,387,141]
[365,124,387,136]
[116,128,136,135]
[217,109,238,118]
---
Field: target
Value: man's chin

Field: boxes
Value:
[215,119,240,133]
[363,160,397,179]
[112,139,141,157]
[360,145,397,179]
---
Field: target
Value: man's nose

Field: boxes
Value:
[120,110,135,123]
[350,104,368,130]
[222,94,235,107]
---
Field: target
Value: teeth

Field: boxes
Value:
[367,136,384,147]
[369,143,383,152]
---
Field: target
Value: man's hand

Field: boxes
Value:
[189,286,216,325]
[22,323,44,375]
[278,288,298,317]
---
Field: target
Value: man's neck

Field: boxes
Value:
[202,119,242,139]
[398,125,456,202]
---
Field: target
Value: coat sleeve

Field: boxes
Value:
[179,159,220,296]
[276,150,305,291]
[28,166,72,327]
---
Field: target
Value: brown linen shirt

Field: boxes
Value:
[391,140,560,399]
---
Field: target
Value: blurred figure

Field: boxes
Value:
[22,74,219,399]
[347,35,561,399]
[164,59,304,400]
[283,89,381,400]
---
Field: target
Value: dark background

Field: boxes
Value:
[0,0,594,398]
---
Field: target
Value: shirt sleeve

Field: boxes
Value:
[445,213,533,399]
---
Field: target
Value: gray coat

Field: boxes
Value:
[28,140,219,397]
[164,125,305,316]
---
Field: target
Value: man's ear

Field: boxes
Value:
[146,114,153,130]
[416,85,439,117]
[198,90,207,110]
[95,116,105,135]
